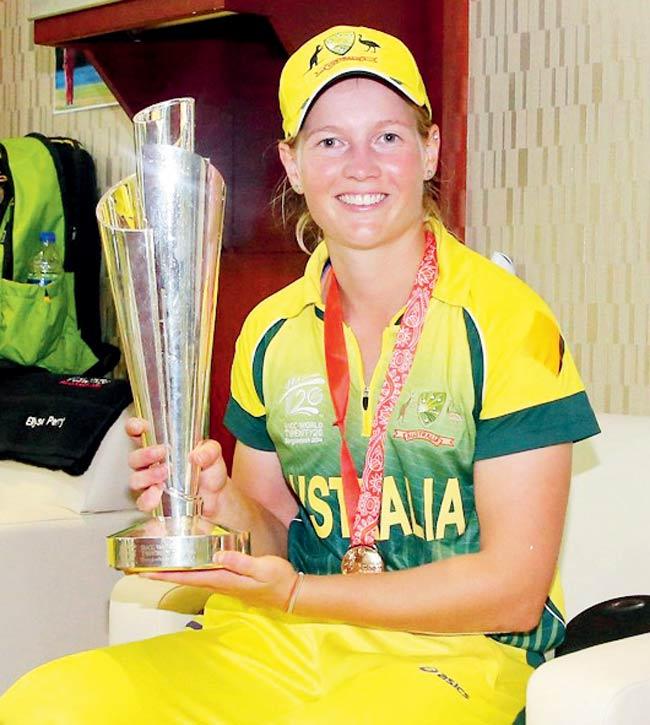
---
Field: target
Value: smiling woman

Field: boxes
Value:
[0,24,600,725]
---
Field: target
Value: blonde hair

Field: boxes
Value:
[273,104,442,254]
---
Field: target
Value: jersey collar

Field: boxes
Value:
[302,240,330,309]
[300,218,470,313]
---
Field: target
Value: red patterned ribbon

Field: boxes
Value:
[324,230,439,550]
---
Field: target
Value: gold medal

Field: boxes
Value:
[341,545,385,574]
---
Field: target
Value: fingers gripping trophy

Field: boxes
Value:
[97,97,250,571]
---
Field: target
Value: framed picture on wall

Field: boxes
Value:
[54,47,117,113]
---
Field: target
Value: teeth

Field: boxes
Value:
[338,193,386,206]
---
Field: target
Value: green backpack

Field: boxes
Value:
[0,134,117,374]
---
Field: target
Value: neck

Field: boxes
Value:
[327,227,426,325]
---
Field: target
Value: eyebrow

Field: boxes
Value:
[304,119,412,139]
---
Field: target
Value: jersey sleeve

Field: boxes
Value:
[223,314,276,452]
[469,291,600,461]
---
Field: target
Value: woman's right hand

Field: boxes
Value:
[126,417,228,517]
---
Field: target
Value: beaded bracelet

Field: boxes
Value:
[286,571,305,614]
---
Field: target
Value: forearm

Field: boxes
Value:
[294,551,546,635]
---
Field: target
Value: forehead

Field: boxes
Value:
[301,77,416,130]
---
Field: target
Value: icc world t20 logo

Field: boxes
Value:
[280,374,325,416]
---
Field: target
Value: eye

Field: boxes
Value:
[317,137,340,149]
[381,132,400,143]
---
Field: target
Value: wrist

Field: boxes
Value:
[285,571,305,614]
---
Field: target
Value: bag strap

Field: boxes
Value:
[0,137,65,282]
[0,142,15,280]
[27,133,72,269]
[28,133,109,359]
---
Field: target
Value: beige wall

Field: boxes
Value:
[467,0,650,415]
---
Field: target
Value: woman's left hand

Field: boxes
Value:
[142,552,299,612]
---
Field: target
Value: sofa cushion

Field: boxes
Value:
[561,412,650,620]
[0,407,137,523]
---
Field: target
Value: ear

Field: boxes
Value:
[423,124,440,180]
[278,142,303,193]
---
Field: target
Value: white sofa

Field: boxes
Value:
[107,412,650,724]
[0,407,140,694]
[526,413,650,724]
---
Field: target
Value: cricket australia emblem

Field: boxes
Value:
[418,391,447,425]
[392,390,458,448]
[324,31,356,56]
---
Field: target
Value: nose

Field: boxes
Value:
[342,144,380,181]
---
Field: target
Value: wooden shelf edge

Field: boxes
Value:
[34,0,230,44]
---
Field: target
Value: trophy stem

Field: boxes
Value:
[157,487,202,519]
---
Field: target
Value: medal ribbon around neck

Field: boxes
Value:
[324,229,439,561]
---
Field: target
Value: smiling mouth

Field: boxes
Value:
[336,193,387,208]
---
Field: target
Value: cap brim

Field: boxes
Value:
[288,68,430,139]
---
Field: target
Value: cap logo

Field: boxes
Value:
[308,44,323,71]
[324,31,356,56]
[358,34,381,53]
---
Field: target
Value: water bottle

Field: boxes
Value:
[26,231,62,286]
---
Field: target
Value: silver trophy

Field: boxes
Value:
[97,97,250,571]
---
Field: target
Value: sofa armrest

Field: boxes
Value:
[527,633,650,725]
[108,575,212,645]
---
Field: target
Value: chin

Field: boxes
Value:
[329,231,386,250]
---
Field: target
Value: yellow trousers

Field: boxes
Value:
[0,595,531,724]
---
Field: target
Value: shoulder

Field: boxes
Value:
[228,273,310,421]
[238,277,307,348]
[238,243,326,350]
[429,223,599,450]
[433,224,557,345]
[436,226,550,318]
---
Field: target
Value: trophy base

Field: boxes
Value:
[107,515,250,572]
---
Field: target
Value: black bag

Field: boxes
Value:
[556,595,650,656]
[0,133,118,375]
[0,365,132,475]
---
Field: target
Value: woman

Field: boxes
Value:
[0,25,599,724]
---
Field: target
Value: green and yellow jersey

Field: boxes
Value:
[224,218,599,665]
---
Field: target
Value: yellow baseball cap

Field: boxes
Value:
[279,25,432,140]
